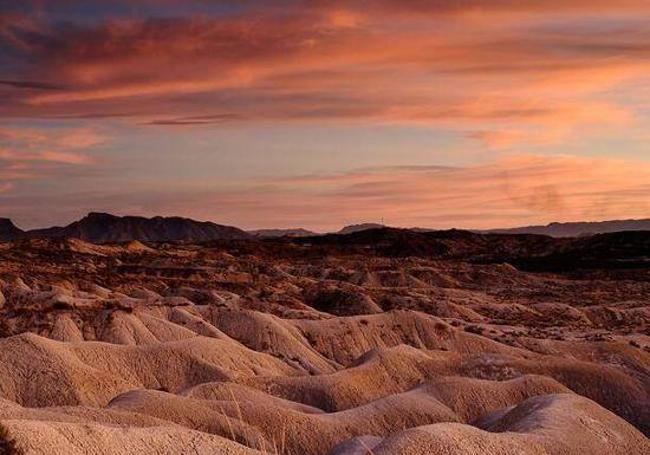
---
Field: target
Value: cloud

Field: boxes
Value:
[4,153,650,231]
[0,3,647,149]
[36,150,94,165]
[0,126,104,186]
[174,154,650,230]
[0,148,89,164]
[145,113,244,126]
[0,1,648,229]
[0,126,105,149]
[0,80,64,90]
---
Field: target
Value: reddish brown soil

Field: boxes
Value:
[0,236,648,454]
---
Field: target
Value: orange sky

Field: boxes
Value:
[1,1,649,230]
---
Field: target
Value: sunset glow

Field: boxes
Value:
[1,0,649,230]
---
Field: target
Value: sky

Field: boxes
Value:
[1,0,649,231]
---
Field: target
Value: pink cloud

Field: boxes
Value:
[37,150,94,165]
[0,126,102,188]
[175,154,650,230]
[5,153,649,231]
[0,5,646,151]
[0,127,105,150]
[0,147,95,180]
[0,2,649,230]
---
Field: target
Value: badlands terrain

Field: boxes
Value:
[0,225,649,454]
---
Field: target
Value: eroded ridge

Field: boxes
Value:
[0,235,648,454]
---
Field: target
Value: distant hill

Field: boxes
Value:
[485,218,650,238]
[4,214,650,244]
[27,212,251,243]
[0,218,24,241]
[295,227,560,262]
[294,226,650,272]
[338,223,385,235]
[248,228,317,238]
[513,230,650,272]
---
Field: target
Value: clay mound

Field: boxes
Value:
[457,350,650,435]
[303,284,383,316]
[65,238,122,256]
[293,310,522,366]
[467,301,543,325]
[348,270,428,289]
[372,290,487,321]
[107,389,269,450]
[408,266,462,288]
[245,349,568,417]
[242,343,649,436]
[0,333,295,407]
[0,397,170,428]
[107,384,460,455]
[182,382,325,414]
[0,419,261,455]
[243,345,515,413]
[105,367,643,455]
[346,270,383,287]
[2,228,650,453]
[242,345,442,412]
[0,284,234,345]
[333,394,650,455]
[124,240,156,253]
[94,310,199,345]
[6,238,119,257]
[167,306,232,339]
[203,308,339,374]
[530,302,593,326]
[417,375,571,422]
[583,304,650,328]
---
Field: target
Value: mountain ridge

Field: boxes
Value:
[3,214,650,243]
[484,218,650,237]
[248,228,318,238]
[0,218,24,241]
[338,223,385,235]
[8,212,250,243]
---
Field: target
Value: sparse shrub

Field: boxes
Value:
[434,321,448,332]
[465,325,483,334]
[0,319,12,339]
[52,301,73,310]
[0,424,22,455]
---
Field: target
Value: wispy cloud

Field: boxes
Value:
[0,2,649,228]
[0,2,647,148]
[0,126,105,185]
[0,80,64,90]
[4,153,649,230]
[145,113,244,126]
[147,154,650,229]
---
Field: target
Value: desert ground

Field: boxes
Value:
[0,229,649,454]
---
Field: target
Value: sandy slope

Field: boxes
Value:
[339,394,650,455]
[0,238,649,454]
